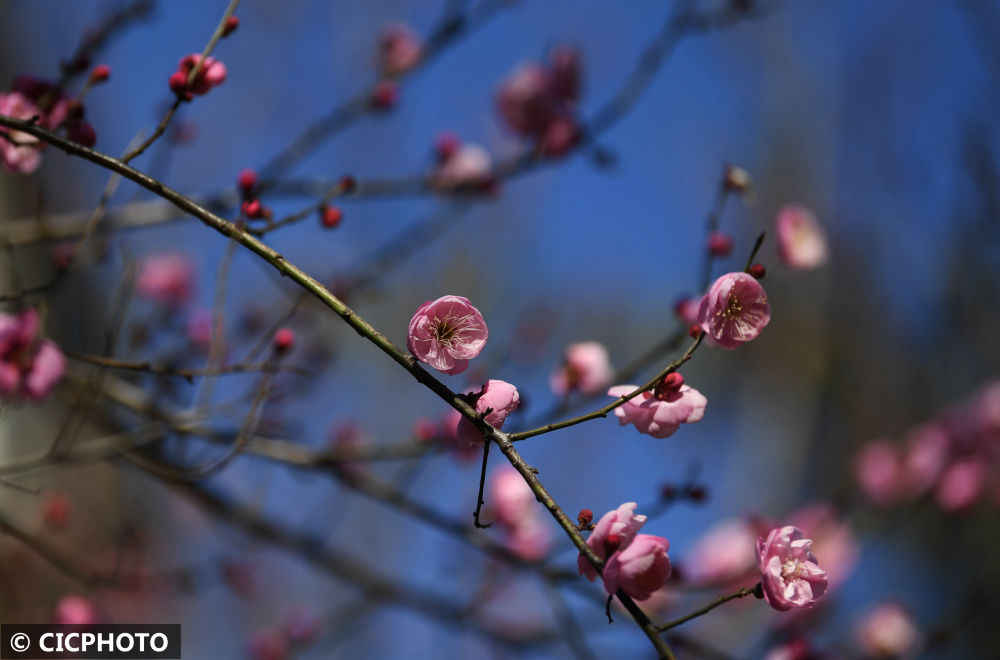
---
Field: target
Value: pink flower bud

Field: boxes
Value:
[273,328,295,354]
[222,16,240,37]
[320,205,343,228]
[578,509,593,526]
[748,263,766,279]
[237,168,258,195]
[707,231,734,257]
[89,64,111,83]
[371,80,398,109]
[242,199,263,219]
[378,24,423,76]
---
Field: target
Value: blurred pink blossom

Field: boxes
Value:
[54,595,99,624]
[550,341,613,396]
[607,382,706,439]
[788,504,858,592]
[935,458,986,512]
[757,525,828,611]
[776,204,828,269]
[169,54,226,99]
[137,253,195,306]
[697,272,771,349]
[853,439,904,505]
[378,24,422,76]
[855,602,921,658]
[683,518,757,585]
[455,379,519,448]
[0,92,43,173]
[0,309,66,402]
[407,295,488,375]
[902,423,951,496]
[430,141,493,191]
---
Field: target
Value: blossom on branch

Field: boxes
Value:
[578,503,672,600]
[455,379,520,448]
[407,295,488,375]
[429,137,494,193]
[607,375,707,439]
[488,467,552,560]
[756,525,828,611]
[169,54,227,100]
[0,309,66,403]
[697,271,771,349]
[577,502,646,581]
[0,92,44,173]
[378,24,423,76]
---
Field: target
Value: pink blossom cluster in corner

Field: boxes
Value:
[607,373,706,439]
[1,75,100,172]
[0,309,66,403]
[577,502,672,601]
[429,132,495,193]
[169,54,227,101]
[137,253,195,307]
[407,295,488,375]
[455,379,519,449]
[378,24,423,76]
[496,46,581,158]
[852,378,1000,512]
[757,525,828,611]
[487,466,552,560]
[550,341,613,396]
[776,204,828,270]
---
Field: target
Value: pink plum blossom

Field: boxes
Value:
[489,466,536,529]
[137,253,195,306]
[578,502,647,581]
[855,602,921,658]
[935,459,986,512]
[603,533,672,601]
[0,309,66,403]
[757,526,828,611]
[550,341,613,396]
[683,518,758,585]
[505,514,553,561]
[853,440,904,505]
[430,142,493,192]
[407,295,488,375]
[0,92,44,173]
[455,379,519,448]
[697,272,771,349]
[607,382,707,439]
[776,204,828,270]
[378,24,423,76]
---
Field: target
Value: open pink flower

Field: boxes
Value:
[607,382,707,439]
[430,142,493,192]
[137,253,195,306]
[776,204,828,270]
[378,24,423,76]
[551,341,613,396]
[0,309,66,403]
[698,272,771,349]
[0,92,44,173]
[407,295,488,375]
[169,54,227,100]
[603,534,672,601]
[757,526,828,611]
[855,602,921,658]
[578,502,647,581]
[455,379,519,448]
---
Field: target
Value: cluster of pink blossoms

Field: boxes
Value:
[486,467,552,560]
[578,503,671,600]
[0,73,103,173]
[496,46,581,157]
[168,54,227,101]
[0,309,65,403]
[853,378,1000,512]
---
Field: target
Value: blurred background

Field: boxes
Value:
[1,0,999,657]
